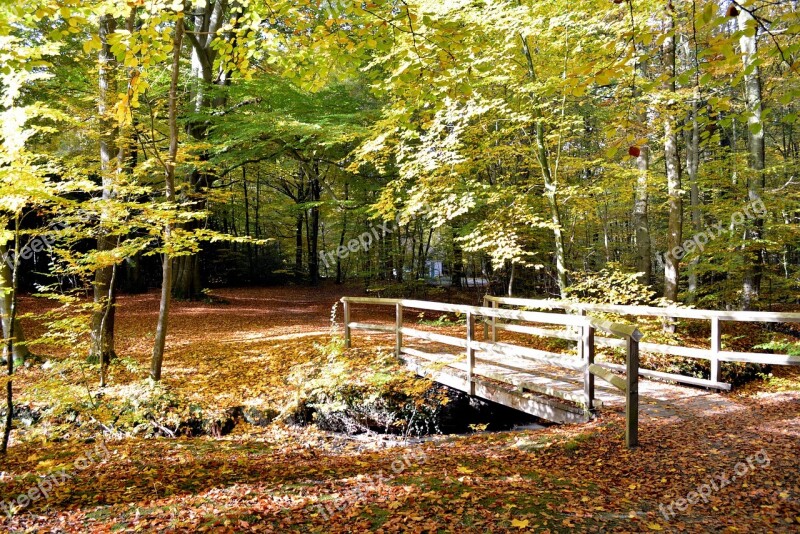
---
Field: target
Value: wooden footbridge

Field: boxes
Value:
[340,296,800,448]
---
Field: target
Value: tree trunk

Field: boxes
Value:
[1,216,20,454]
[0,243,27,365]
[308,164,321,286]
[151,17,183,382]
[336,181,348,284]
[738,9,765,310]
[662,11,683,305]
[633,146,652,285]
[172,0,230,300]
[92,14,119,382]
[686,99,702,302]
[521,34,568,297]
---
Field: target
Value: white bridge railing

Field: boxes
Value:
[483,296,800,390]
[341,296,643,448]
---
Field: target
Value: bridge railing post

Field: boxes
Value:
[582,321,595,413]
[396,303,403,358]
[466,311,476,396]
[482,296,489,339]
[343,298,351,348]
[626,333,640,448]
[710,316,721,384]
[491,299,498,343]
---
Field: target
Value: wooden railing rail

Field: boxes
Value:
[483,296,800,390]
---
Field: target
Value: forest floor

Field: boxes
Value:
[1,285,800,533]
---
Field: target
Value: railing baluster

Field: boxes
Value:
[626,334,640,448]
[343,299,351,348]
[396,303,403,358]
[466,311,476,396]
[491,299,498,343]
[710,316,721,384]
[583,321,595,413]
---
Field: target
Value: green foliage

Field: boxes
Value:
[564,268,659,306]
[287,339,443,435]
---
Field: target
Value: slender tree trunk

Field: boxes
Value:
[633,146,652,285]
[336,181,348,284]
[295,212,304,283]
[521,34,568,296]
[663,10,683,305]
[1,243,28,364]
[686,98,702,302]
[738,9,765,310]
[308,164,321,286]
[151,17,184,381]
[92,14,119,381]
[1,216,20,454]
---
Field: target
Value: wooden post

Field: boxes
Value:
[710,316,721,384]
[583,322,595,413]
[578,309,587,360]
[626,334,639,448]
[466,311,476,396]
[482,295,489,339]
[343,299,351,348]
[396,303,403,358]
[491,299,498,343]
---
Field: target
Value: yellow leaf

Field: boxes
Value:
[510,518,529,529]
[456,465,474,474]
[647,523,663,531]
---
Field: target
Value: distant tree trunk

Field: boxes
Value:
[521,35,568,297]
[93,14,119,384]
[686,98,702,302]
[662,10,683,305]
[738,9,765,310]
[452,230,464,289]
[336,181,348,284]
[633,146,652,286]
[1,216,20,454]
[151,17,183,381]
[0,243,27,364]
[295,212,304,283]
[307,164,321,286]
[173,0,231,300]
[242,167,253,281]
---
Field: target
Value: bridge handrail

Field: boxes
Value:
[482,296,800,389]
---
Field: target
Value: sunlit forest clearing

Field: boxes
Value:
[1,0,800,532]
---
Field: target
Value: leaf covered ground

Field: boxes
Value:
[1,286,799,532]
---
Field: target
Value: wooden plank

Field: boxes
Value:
[717,351,800,366]
[343,297,589,327]
[482,296,800,323]
[494,322,580,341]
[711,316,721,383]
[597,362,732,390]
[402,358,589,423]
[399,327,468,348]
[588,363,627,392]
[472,340,585,371]
[348,322,395,333]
